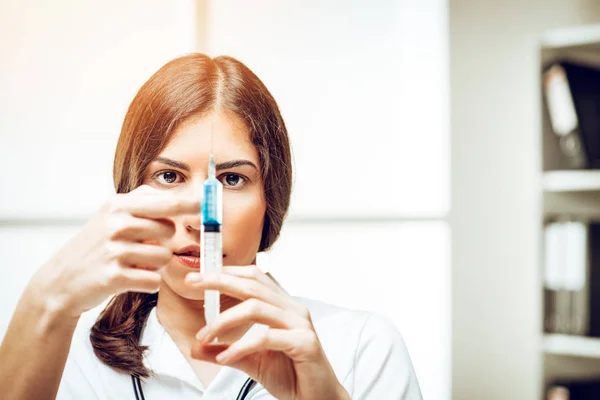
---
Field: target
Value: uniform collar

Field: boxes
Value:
[140,307,204,392]
[139,307,265,397]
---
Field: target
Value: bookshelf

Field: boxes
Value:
[540,24,600,398]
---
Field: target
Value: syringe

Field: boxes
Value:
[201,154,223,325]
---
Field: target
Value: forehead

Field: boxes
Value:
[160,110,257,163]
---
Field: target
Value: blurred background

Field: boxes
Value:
[2,0,600,399]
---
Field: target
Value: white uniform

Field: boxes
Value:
[57,296,422,399]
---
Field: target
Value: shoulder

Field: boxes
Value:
[66,306,102,362]
[292,295,403,345]
[292,296,422,399]
[70,305,105,352]
[57,305,131,399]
[291,298,409,368]
[293,296,370,329]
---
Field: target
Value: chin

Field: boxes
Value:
[159,265,205,301]
[177,288,206,301]
[161,280,207,301]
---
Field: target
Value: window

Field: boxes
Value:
[207,1,450,398]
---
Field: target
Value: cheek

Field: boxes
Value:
[221,191,266,263]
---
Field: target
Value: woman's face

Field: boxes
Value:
[141,110,266,300]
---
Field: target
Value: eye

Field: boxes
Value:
[153,170,183,186]
[220,173,247,189]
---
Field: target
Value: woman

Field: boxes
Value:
[0,54,422,399]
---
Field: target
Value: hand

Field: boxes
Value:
[185,266,350,400]
[29,185,200,318]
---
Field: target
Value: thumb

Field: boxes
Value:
[190,341,261,378]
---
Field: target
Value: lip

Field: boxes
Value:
[175,244,200,255]
[175,254,201,269]
[174,244,201,270]
[173,244,226,270]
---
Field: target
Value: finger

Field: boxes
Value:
[215,329,318,367]
[106,214,176,242]
[216,267,305,316]
[185,272,290,310]
[220,266,284,294]
[107,241,173,270]
[112,267,162,294]
[196,299,308,344]
[112,191,200,219]
[195,321,253,345]
[191,341,229,364]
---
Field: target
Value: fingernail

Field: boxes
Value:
[215,351,229,364]
[187,273,203,283]
[196,326,210,341]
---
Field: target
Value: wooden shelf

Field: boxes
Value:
[543,170,600,192]
[543,334,600,359]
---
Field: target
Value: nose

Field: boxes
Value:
[181,179,203,232]
[183,212,201,232]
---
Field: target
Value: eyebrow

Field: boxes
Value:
[154,157,258,171]
[217,160,258,170]
[155,157,190,171]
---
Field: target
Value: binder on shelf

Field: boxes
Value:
[546,379,600,400]
[543,219,600,337]
[543,220,563,333]
[566,220,588,335]
[543,61,600,170]
[589,223,600,336]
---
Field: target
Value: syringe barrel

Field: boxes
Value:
[204,289,220,324]
[202,179,222,225]
[202,226,222,324]
[202,227,222,273]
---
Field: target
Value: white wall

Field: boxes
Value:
[207,1,451,399]
[207,0,449,220]
[450,1,600,399]
[0,0,195,330]
[0,0,195,218]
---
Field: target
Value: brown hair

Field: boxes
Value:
[90,53,292,378]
